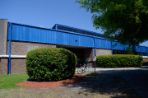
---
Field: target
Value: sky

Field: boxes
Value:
[0,0,148,46]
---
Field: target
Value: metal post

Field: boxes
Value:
[93,37,96,73]
[7,23,11,74]
[55,24,58,30]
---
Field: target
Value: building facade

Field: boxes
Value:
[0,19,148,74]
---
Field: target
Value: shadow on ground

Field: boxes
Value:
[65,68,148,98]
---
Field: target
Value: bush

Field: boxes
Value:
[26,48,77,81]
[96,54,142,68]
[143,62,148,66]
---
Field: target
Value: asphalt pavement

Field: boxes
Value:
[95,67,148,98]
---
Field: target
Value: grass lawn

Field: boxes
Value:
[0,74,28,89]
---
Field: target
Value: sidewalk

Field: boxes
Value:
[95,67,148,71]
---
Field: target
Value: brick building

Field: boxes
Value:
[0,19,148,74]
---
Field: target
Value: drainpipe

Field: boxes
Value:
[55,24,58,30]
[7,23,11,74]
[111,41,113,54]
[93,37,96,73]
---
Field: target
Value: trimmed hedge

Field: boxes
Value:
[26,48,77,81]
[96,54,142,67]
[143,62,148,66]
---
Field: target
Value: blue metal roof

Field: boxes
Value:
[52,24,105,38]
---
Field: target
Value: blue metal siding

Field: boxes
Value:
[79,35,94,48]
[11,24,56,44]
[55,31,65,45]
[136,46,148,53]
[111,41,127,50]
[68,34,79,46]
[95,38,111,49]
[8,23,148,54]
[9,23,95,48]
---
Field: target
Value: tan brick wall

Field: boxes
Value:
[96,49,112,56]
[11,42,56,55]
[0,58,7,75]
[10,42,56,74]
[0,58,27,74]
[11,58,26,74]
[0,19,8,55]
[143,58,148,62]
[0,42,57,74]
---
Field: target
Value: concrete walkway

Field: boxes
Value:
[95,67,148,71]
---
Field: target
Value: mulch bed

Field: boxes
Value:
[17,75,84,88]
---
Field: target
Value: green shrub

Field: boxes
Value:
[96,54,142,67]
[143,61,148,66]
[26,48,77,81]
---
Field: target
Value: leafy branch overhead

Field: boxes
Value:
[79,0,148,48]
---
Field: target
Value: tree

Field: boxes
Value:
[79,0,148,52]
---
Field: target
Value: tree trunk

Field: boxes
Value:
[131,44,136,54]
[127,44,136,54]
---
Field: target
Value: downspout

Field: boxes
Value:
[7,23,11,74]
[55,24,58,30]
[111,41,113,54]
[93,37,96,73]
[93,38,96,59]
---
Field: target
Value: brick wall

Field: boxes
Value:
[96,49,112,56]
[0,58,7,75]
[0,19,7,55]
[11,58,26,74]
[143,58,148,62]
[0,41,56,74]
[10,42,56,74]
[11,42,56,55]
[0,58,26,74]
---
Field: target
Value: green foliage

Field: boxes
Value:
[79,0,148,50]
[125,47,134,54]
[96,54,142,67]
[0,74,28,89]
[143,62,148,66]
[26,48,77,81]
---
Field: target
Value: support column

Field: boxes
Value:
[0,19,8,74]
[0,19,8,55]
